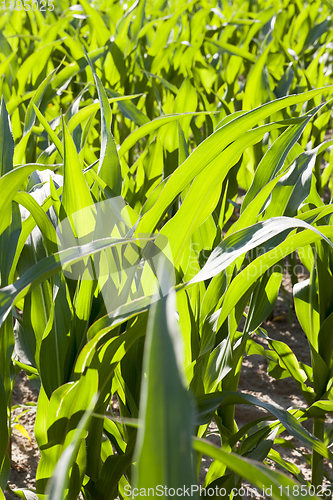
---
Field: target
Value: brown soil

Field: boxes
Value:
[5,372,39,499]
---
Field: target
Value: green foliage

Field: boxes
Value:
[1,0,333,498]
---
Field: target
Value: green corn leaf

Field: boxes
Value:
[118,111,214,159]
[14,70,56,165]
[243,41,274,110]
[133,265,198,496]
[86,296,152,342]
[293,278,320,350]
[193,438,320,500]
[264,147,326,218]
[242,104,325,211]
[84,48,122,195]
[142,70,178,95]
[106,88,150,127]
[38,278,72,398]
[0,97,14,177]
[3,488,38,499]
[16,41,62,95]
[88,440,135,500]
[0,198,21,288]
[214,225,333,334]
[42,376,97,448]
[130,0,147,40]
[195,391,333,461]
[44,397,95,500]
[267,448,302,478]
[0,235,156,327]
[262,335,310,392]
[302,400,333,419]
[228,141,327,236]
[0,373,8,485]
[31,18,70,85]
[61,116,94,227]
[190,217,333,285]
[52,46,107,91]
[0,164,55,236]
[206,38,256,63]
[79,0,110,45]
[138,87,333,235]
[8,185,63,285]
[6,91,35,116]
[32,103,64,158]
[0,214,21,416]
[318,312,333,368]
[38,371,98,499]
[14,192,57,247]
[0,50,17,80]
[147,1,196,57]
[178,122,189,166]
[76,315,148,401]
[159,121,287,268]
[204,336,233,393]
[245,269,283,334]
[67,95,142,133]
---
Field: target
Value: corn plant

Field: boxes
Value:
[1,1,333,500]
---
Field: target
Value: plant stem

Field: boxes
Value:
[312,417,325,487]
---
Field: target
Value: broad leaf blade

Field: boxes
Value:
[134,266,198,496]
